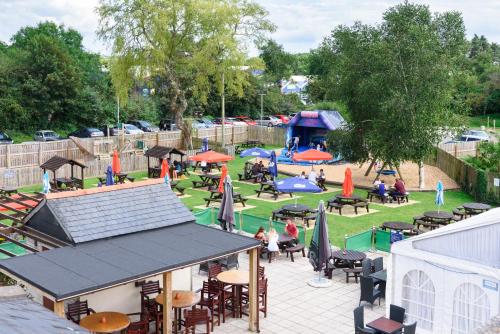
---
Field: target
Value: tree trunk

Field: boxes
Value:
[169,79,191,150]
[418,160,425,189]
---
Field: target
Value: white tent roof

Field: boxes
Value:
[392,207,500,279]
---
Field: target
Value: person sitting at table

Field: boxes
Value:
[378,180,388,197]
[267,228,280,259]
[299,171,306,179]
[390,178,407,200]
[318,169,326,180]
[372,177,381,193]
[254,226,267,242]
[285,220,299,240]
[308,169,317,184]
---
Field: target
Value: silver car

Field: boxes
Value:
[254,116,282,127]
[34,130,60,142]
[460,130,490,142]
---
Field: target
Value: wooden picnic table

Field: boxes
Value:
[204,190,247,207]
[192,174,221,189]
[381,221,414,232]
[114,172,128,184]
[254,181,292,200]
[192,161,221,173]
[79,312,130,333]
[0,186,18,196]
[462,202,491,215]
[335,194,362,205]
[282,204,311,214]
[423,211,453,224]
[331,249,366,268]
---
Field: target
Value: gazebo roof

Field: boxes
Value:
[40,156,86,170]
[145,145,185,158]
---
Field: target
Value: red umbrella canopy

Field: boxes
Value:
[112,150,121,174]
[160,159,169,178]
[342,167,354,197]
[292,149,332,162]
[189,151,233,163]
[218,164,228,193]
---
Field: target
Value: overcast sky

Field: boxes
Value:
[1,0,499,55]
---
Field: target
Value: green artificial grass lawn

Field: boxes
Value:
[469,113,500,133]
[18,149,476,247]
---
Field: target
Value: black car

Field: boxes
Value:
[0,131,13,144]
[129,120,159,132]
[68,128,105,138]
[159,119,178,131]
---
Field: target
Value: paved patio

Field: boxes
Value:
[192,246,389,334]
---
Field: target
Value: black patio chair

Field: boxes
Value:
[361,258,372,277]
[373,257,383,272]
[390,304,406,324]
[219,253,239,270]
[353,306,376,334]
[359,276,382,308]
[403,322,417,334]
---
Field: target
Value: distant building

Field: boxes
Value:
[280,75,309,104]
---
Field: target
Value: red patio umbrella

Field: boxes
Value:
[218,164,228,193]
[188,151,233,163]
[292,149,332,162]
[160,159,169,178]
[342,167,354,197]
[112,150,121,174]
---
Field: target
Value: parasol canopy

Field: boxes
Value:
[293,149,332,162]
[105,165,114,186]
[308,201,331,272]
[239,147,272,158]
[268,151,278,178]
[189,151,233,163]
[274,177,321,193]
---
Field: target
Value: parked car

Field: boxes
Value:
[273,114,290,124]
[0,131,13,144]
[34,130,60,142]
[255,116,282,127]
[200,118,216,128]
[68,128,105,138]
[227,117,248,126]
[234,116,256,125]
[122,124,144,135]
[192,119,209,129]
[101,125,119,136]
[460,130,490,142]
[129,120,159,132]
[214,118,233,125]
[159,119,178,131]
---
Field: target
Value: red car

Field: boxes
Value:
[273,114,290,124]
[234,116,257,125]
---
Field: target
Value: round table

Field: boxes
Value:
[282,204,311,213]
[156,290,200,334]
[462,202,491,214]
[423,211,453,221]
[382,221,414,232]
[335,194,361,204]
[278,234,294,244]
[217,270,249,318]
[79,312,130,333]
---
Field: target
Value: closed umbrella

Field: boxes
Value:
[217,175,235,232]
[268,151,278,179]
[42,171,51,194]
[342,167,354,197]
[435,180,444,212]
[307,200,332,287]
[218,164,228,193]
[160,159,169,178]
[239,147,271,158]
[105,165,114,186]
[112,150,121,175]
[202,137,209,152]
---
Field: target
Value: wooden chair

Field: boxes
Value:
[241,278,268,317]
[208,263,222,281]
[126,311,149,334]
[197,281,221,331]
[139,281,162,333]
[183,308,210,334]
[66,300,95,324]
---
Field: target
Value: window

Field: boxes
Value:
[401,270,435,330]
[452,283,490,334]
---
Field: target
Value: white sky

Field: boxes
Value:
[0,0,499,55]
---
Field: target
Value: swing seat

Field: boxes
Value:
[377,169,396,176]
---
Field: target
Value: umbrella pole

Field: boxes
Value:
[239,212,243,235]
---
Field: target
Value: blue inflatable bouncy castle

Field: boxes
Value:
[278,110,345,164]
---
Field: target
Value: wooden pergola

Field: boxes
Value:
[145,146,186,178]
[40,156,86,190]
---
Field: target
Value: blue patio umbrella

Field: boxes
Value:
[202,137,209,152]
[274,176,322,193]
[42,171,50,194]
[268,151,278,178]
[435,180,444,212]
[239,147,271,158]
[105,165,114,186]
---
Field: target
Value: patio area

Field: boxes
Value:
[193,245,389,334]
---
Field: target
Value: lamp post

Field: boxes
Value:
[258,92,265,142]
[221,71,225,147]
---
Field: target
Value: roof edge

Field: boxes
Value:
[45,178,164,200]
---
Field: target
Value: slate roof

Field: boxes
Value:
[145,145,185,158]
[24,179,194,244]
[40,155,86,170]
[0,296,89,333]
[0,223,260,300]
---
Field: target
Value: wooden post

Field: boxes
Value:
[231,127,235,145]
[53,301,65,318]
[38,143,43,165]
[162,272,172,334]
[248,248,259,332]
[364,159,376,176]
[6,144,11,168]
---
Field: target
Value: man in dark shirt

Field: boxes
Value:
[391,178,407,200]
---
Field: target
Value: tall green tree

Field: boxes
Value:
[323,2,467,188]
[98,0,274,147]
[258,39,295,82]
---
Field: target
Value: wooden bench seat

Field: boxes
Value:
[285,244,305,262]
[353,201,369,215]
[366,191,389,204]
[192,180,208,188]
[343,267,362,283]
[326,201,343,215]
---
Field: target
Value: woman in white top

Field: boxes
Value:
[267,228,280,253]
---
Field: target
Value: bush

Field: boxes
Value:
[464,142,500,173]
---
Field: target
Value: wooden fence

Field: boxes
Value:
[0,126,249,188]
[437,141,479,158]
[247,126,286,147]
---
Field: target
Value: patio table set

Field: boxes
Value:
[326,194,370,215]
[272,203,317,227]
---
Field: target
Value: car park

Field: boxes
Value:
[200,118,216,128]
[255,116,282,127]
[129,120,159,132]
[122,124,144,134]
[460,130,490,142]
[214,118,233,125]
[192,119,209,129]
[234,116,257,125]
[159,119,178,131]
[0,131,13,144]
[227,117,248,126]
[34,130,60,142]
[69,128,105,138]
[273,114,290,124]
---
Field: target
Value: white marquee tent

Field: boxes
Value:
[387,207,500,334]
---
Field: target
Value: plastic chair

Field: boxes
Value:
[361,258,372,277]
[353,306,376,334]
[390,304,405,324]
[373,257,383,272]
[359,276,382,308]
[403,321,417,334]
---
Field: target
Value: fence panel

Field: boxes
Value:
[345,230,373,251]
[247,126,286,146]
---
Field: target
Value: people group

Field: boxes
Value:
[254,220,299,262]
[372,177,408,201]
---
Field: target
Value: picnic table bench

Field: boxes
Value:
[203,190,248,207]
[285,244,306,262]
[235,140,264,154]
[191,161,221,173]
[254,181,292,200]
[191,174,220,189]
[170,180,185,196]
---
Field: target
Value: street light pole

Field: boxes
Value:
[259,93,265,142]
[221,72,225,147]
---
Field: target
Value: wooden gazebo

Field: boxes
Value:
[145,146,186,178]
[40,156,86,190]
